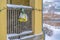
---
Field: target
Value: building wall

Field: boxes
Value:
[12,0,29,6]
[0,0,43,40]
[30,0,42,34]
[0,0,7,40]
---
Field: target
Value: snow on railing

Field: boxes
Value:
[7,4,32,9]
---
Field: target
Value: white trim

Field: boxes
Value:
[7,4,32,9]
[8,32,43,40]
[21,32,43,40]
[7,31,43,40]
[7,31,32,38]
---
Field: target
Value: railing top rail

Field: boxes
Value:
[7,4,32,9]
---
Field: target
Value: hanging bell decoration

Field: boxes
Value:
[18,8,28,22]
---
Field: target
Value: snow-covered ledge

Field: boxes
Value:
[7,4,32,9]
[21,32,43,40]
[10,32,43,40]
[7,31,32,40]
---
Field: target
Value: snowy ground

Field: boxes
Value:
[43,11,60,15]
[43,23,60,40]
[43,0,54,2]
[55,12,60,15]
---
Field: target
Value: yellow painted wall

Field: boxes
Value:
[12,0,29,5]
[30,0,42,34]
[0,0,43,40]
[0,0,7,40]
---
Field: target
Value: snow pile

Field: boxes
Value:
[43,23,60,40]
